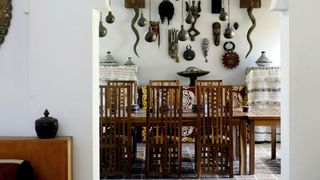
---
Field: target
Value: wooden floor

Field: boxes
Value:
[101,143,281,179]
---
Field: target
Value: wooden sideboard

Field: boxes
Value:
[0,136,72,180]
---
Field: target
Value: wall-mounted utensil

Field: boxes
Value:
[212,0,222,14]
[145,0,156,43]
[223,0,235,39]
[168,28,179,63]
[99,12,107,38]
[138,11,147,27]
[224,23,235,39]
[183,45,195,61]
[219,0,228,21]
[186,0,201,41]
[240,0,261,58]
[158,0,175,25]
[212,22,220,46]
[185,0,195,24]
[201,38,209,63]
[105,0,115,24]
[105,11,115,24]
[178,0,189,41]
[221,41,240,69]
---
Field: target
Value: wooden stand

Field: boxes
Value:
[0,136,72,180]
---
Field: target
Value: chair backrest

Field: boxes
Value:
[196,85,233,176]
[195,80,223,100]
[99,85,132,177]
[107,80,138,104]
[195,80,223,86]
[145,85,182,176]
[149,80,179,86]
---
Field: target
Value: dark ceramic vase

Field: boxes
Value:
[35,109,59,139]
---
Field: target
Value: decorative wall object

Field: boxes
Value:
[151,21,160,47]
[137,11,147,27]
[219,0,228,21]
[183,45,195,61]
[221,41,239,69]
[144,0,156,43]
[158,0,175,25]
[233,22,239,30]
[125,0,145,8]
[211,0,222,14]
[223,0,235,39]
[168,28,179,62]
[186,0,201,41]
[201,38,209,63]
[0,0,12,45]
[178,0,189,41]
[105,0,115,24]
[99,12,107,38]
[212,22,220,46]
[125,0,145,57]
[240,0,261,58]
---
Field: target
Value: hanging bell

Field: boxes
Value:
[105,11,115,24]
[99,21,107,37]
[223,23,235,39]
[219,8,229,21]
[178,25,189,41]
[145,26,157,42]
[185,11,195,24]
[138,12,148,27]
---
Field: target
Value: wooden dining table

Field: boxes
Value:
[130,106,280,175]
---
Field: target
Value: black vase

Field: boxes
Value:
[35,109,59,139]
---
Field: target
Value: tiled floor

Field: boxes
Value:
[102,143,281,179]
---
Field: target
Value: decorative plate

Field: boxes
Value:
[0,0,12,45]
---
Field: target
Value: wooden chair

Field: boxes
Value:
[99,85,132,178]
[195,80,223,98]
[195,80,223,86]
[149,80,179,86]
[107,80,138,104]
[196,85,234,178]
[145,85,182,177]
[149,80,179,108]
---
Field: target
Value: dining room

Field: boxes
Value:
[99,0,282,179]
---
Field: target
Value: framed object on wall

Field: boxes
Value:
[125,0,145,8]
[0,0,12,45]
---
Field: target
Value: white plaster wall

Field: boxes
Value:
[290,0,320,179]
[0,0,29,135]
[100,0,281,85]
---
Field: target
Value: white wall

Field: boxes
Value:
[289,0,320,179]
[0,0,29,135]
[100,0,281,85]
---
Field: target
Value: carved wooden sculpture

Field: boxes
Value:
[240,0,261,58]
